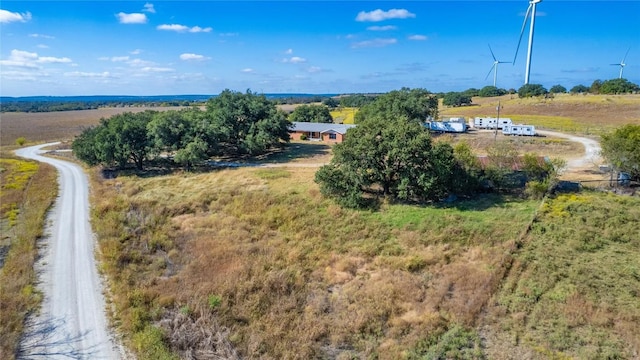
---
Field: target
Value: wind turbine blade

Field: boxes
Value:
[513,4,532,64]
[485,65,495,81]
[488,44,497,61]
[622,47,631,63]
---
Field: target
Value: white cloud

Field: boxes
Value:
[111,56,130,62]
[65,71,113,78]
[0,9,32,23]
[351,38,397,49]
[0,49,73,69]
[367,25,397,31]
[241,68,254,73]
[285,48,293,54]
[307,66,323,73]
[37,44,49,49]
[130,49,143,55]
[128,58,155,67]
[37,56,72,64]
[219,32,238,37]
[141,66,174,72]
[117,12,147,24]
[157,24,211,33]
[282,56,306,64]
[179,53,209,61]
[356,9,415,22]
[157,24,188,31]
[189,26,212,33]
[142,3,155,13]
[408,34,427,41]
[29,33,55,39]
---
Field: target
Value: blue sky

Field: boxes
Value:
[1,1,638,96]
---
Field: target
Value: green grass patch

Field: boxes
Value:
[495,191,640,358]
[253,168,291,180]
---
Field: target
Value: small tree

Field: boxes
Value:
[518,84,548,98]
[322,97,339,109]
[590,80,602,94]
[570,84,589,94]
[442,92,472,107]
[478,86,506,97]
[549,85,567,94]
[288,104,333,123]
[600,124,640,180]
[315,115,460,208]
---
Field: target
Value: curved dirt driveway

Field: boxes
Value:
[16,143,122,359]
[537,130,602,171]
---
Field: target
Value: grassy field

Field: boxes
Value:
[441,94,640,134]
[330,107,358,124]
[90,165,543,359]
[0,153,58,360]
[88,163,640,359]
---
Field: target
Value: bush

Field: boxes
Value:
[208,295,222,310]
[525,180,549,199]
[15,137,26,146]
[518,84,548,98]
[299,133,308,141]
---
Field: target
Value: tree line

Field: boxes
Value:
[442,79,640,107]
[72,90,290,170]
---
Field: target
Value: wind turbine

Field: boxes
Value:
[513,0,542,85]
[611,48,630,79]
[485,44,510,87]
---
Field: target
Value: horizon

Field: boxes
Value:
[1,1,639,97]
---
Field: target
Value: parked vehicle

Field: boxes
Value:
[473,117,512,129]
[502,124,537,136]
[425,121,467,133]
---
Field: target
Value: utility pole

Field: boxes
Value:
[494,101,501,141]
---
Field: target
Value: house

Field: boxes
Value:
[289,122,356,143]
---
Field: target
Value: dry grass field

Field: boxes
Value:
[0,106,187,146]
[89,163,640,359]
[441,94,640,134]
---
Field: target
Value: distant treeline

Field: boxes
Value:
[0,93,343,113]
[0,93,384,113]
[0,100,203,113]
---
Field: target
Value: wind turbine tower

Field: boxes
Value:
[514,0,542,85]
[486,44,510,87]
[611,48,630,79]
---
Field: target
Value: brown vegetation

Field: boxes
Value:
[0,155,57,360]
[0,106,187,146]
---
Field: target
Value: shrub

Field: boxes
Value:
[299,133,308,141]
[15,137,27,146]
[208,295,222,310]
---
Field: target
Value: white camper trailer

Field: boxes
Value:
[425,121,467,133]
[473,117,512,129]
[502,124,536,136]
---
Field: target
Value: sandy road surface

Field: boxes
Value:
[15,143,122,359]
[537,130,602,170]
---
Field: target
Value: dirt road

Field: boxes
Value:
[537,130,602,170]
[15,143,122,359]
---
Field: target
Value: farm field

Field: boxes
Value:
[0,106,188,146]
[440,94,640,134]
